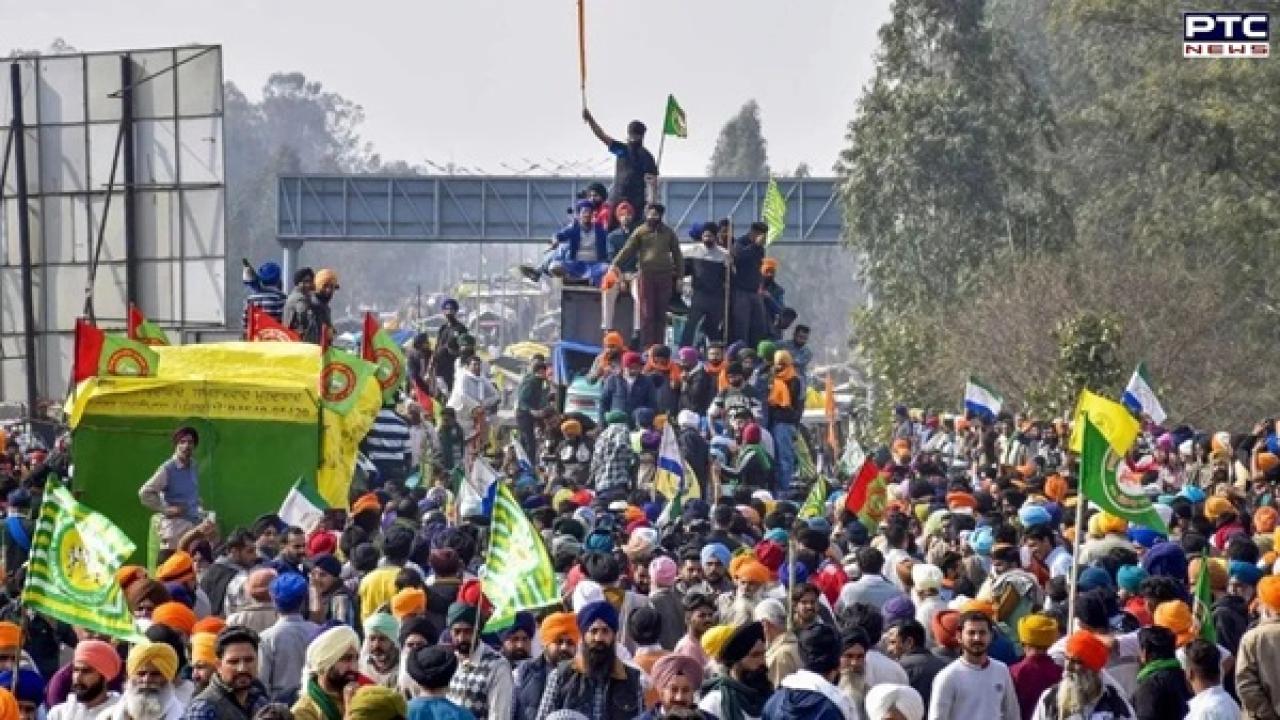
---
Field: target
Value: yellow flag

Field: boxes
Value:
[1069,389,1139,455]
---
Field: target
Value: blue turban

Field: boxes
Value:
[499,612,537,640]
[634,408,656,429]
[764,528,789,545]
[1128,527,1166,550]
[1019,505,1051,527]
[701,543,731,568]
[969,526,994,556]
[584,531,615,554]
[269,572,309,611]
[685,499,710,521]
[577,601,619,633]
[0,669,43,704]
[1117,565,1148,594]
[1229,560,1264,586]
[643,502,664,523]
[521,494,548,511]
[575,199,594,212]
[806,517,832,535]
[1142,541,1189,581]
[1178,485,1206,504]
[441,298,459,311]
[778,561,810,588]
[1043,502,1063,527]
[883,595,916,624]
[1078,566,1113,592]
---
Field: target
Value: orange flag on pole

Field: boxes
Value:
[824,373,838,453]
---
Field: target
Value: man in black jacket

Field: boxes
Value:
[886,619,950,711]
[1131,626,1191,720]
[681,223,728,347]
[729,223,768,347]
[515,612,579,720]
[535,602,643,720]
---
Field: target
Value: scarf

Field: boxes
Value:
[767,365,796,409]
[741,444,773,472]
[706,675,770,720]
[306,677,343,720]
[1136,657,1183,682]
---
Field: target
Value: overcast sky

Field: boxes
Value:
[5,0,891,177]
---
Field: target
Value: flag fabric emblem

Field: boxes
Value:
[963,376,1003,421]
[1079,414,1167,532]
[798,476,828,520]
[74,318,160,384]
[663,94,687,138]
[1122,362,1167,424]
[278,476,327,534]
[482,482,559,632]
[320,348,375,415]
[1193,551,1218,644]
[22,486,139,641]
[361,312,407,405]
[654,424,699,505]
[762,177,786,245]
[127,304,170,346]
[247,305,300,342]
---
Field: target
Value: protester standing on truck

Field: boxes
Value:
[138,426,204,551]
[582,109,658,228]
[608,204,682,350]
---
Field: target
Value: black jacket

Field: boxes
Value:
[732,235,765,292]
[1213,593,1250,655]
[681,366,718,415]
[1132,664,1192,720]
[514,654,555,720]
[899,648,950,710]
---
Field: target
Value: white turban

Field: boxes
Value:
[304,625,360,681]
[865,684,925,720]
[571,580,604,612]
[911,563,943,593]
[677,410,700,429]
[752,598,787,627]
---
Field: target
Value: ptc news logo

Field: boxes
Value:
[1183,12,1270,58]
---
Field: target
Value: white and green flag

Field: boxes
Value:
[482,483,559,632]
[1122,362,1167,424]
[279,476,327,533]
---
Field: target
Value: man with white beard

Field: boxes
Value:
[719,560,771,626]
[113,642,185,720]
[1030,631,1135,720]
[47,640,122,719]
[838,628,873,720]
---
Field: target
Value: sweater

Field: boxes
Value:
[1236,618,1280,720]
[928,656,1021,720]
[611,223,682,275]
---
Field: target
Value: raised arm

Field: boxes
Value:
[582,108,615,147]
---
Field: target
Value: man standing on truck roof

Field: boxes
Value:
[582,109,659,228]
[608,204,682,350]
[139,426,204,551]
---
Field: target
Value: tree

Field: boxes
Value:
[707,100,770,178]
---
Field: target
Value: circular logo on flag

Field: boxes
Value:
[54,525,111,602]
[257,328,294,342]
[105,347,152,376]
[1098,447,1149,512]
[321,362,357,405]
[372,348,402,390]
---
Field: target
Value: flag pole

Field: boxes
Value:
[656,131,667,174]
[1063,487,1086,638]
[576,0,587,112]
[785,537,796,635]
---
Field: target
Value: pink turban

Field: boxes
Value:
[651,652,704,690]
[649,556,678,589]
[74,639,122,681]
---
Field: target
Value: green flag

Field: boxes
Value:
[482,483,559,632]
[798,477,828,520]
[1080,415,1168,532]
[762,177,786,245]
[663,94,687,138]
[1193,551,1218,644]
[362,313,407,405]
[320,347,376,415]
[129,304,170,346]
[22,486,140,641]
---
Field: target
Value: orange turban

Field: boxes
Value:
[946,492,977,511]
[623,506,645,525]
[1065,631,1108,672]
[602,331,625,350]
[735,560,772,584]
[729,553,751,580]
[352,493,381,517]
[539,612,581,646]
[1098,513,1128,536]
[761,258,779,273]
[1188,557,1228,592]
[1044,475,1068,503]
[1205,496,1235,521]
[116,565,147,591]
[391,588,426,620]
[932,610,962,649]
[191,632,217,666]
[155,551,195,582]
[961,599,997,621]
[192,617,226,636]
[1154,600,1195,647]
[0,689,16,720]
[0,623,17,649]
[1256,507,1279,534]
[1259,452,1279,473]
[1258,576,1280,612]
[151,602,197,636]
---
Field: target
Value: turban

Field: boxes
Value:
[191,632,217,666]
[932,610,962,649]
[1258,575,1280,612]
[778,562,809,588]
[308,532,337,557]
[651,653,704,691]
[718,621,765,667]
[761,257,779,274]
[1188,556,1228,592]
[347,685,408,720]
[1179,485,1206,504]
[311,554,343,580]
[623,527,657,557]
[754,541,784,572]
[399,617,440,648]
[700,625,734,659]
[306,625,360,676]
[912,563,943,593]
[764,527,788,545]
[0,691,15,720]
[1154,600,1195,646]
[1142,541,1188,580]
[406,645,457,690]
[124,579,170,611]
[364,612,401,648]
[1229,560,1263,587]
[797,623,842,676]
[1128,527,1165,550]
[1255,507,1279,534]
[351,493,381,517]
[155,551,195,582]
[649,556,678,588]
[151,602,197,636]
[500,612,537,641]
[116,565,147,591]
[1065,630,1109,672]
[968,527,994,556]
[605,410,629,425]
[576,601,619,634]
[961,598,998,621]
[391,588,427,620]
[734,560,771,584]
[270,572,309,611]
[677,410,700,430]
[865,685,925,720]
[1078,567,1113,593]
[1018,614,1059,649]
[570,580,605,612]
[446,601,479,629]
[884,595,916,624]
[193,617,226,636]
[1117,565,1148,594]
[756,341,777,362]
[1205,496,1235,521]
[74,639,122,680]
[602,330,625,349]
[540,612,581,646]
[946,492,977,512]
[0,669,43,705]
[622,352,643,368]
[0,623,17,650]
[1098,513,1128,535]
[560,419,582,437]
[1044,475,1068,503]
[127,641,179,682]
[1019,505,1051,528]
[753,599,787,628]
[145,624,188,673]
[246,568,278,600]
[701,543,731,568]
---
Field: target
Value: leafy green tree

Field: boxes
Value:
[707,100,770,177]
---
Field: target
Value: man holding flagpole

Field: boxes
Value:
[582,108,658,229]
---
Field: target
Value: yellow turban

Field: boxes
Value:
[961,599,997,621]
[1098,513,1128,536]
[1189,556,1228,592]
[348,686,408,720]
[701,625,734,659]
[1154,600,1195,647]
[191,633,217,666]
[127,641,179,682]
[1205,496,1235,521]
[1018,614,1059,649]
